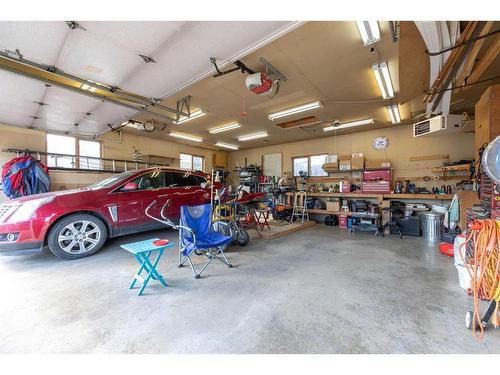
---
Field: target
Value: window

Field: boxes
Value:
[193,156,204,171]
[180,153,205,171]
[293,154,328,177]
[79,140,101,170]
[126,171,167,191]
[310,155,328,176]
[47,134,76,168]
[293,157,308,177]
[170,172,204,187]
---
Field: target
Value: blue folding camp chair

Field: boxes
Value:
[145,201,233,279]
[177,204,233,278]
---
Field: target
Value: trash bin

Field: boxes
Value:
[419,212,444,242]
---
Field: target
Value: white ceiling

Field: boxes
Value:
[0,21,300,135]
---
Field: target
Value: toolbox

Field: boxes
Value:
[361,181,391,193]
[363,169,391,182]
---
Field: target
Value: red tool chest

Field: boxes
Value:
[363,169,391,182]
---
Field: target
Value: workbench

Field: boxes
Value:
[285,191,453,216]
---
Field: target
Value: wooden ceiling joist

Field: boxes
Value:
[423,21,477,103]
[455,21,494,88]
[466,32,500,86]
[424,22,488,111]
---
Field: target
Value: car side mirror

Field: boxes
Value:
[200,182,207,189]
[122,182,139,191]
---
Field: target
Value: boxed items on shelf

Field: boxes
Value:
[365,159,391,169]
[339,180,351,193]
[339,155,351,171]
[322,162,339,172]
[351,152,364,170]
[326,198,340,212]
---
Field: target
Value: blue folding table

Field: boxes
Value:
[120,238,174,296]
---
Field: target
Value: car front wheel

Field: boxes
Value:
[48,214,108,260]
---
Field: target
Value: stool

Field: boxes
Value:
[255,209,271,230]
[120,238,174,296]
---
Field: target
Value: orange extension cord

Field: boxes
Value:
[460,219,500,340]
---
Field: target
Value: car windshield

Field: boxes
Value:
[87,170,138,190]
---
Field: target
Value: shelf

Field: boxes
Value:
[321,167,391,174]
[309,209,353,216]
[432,164,471,173]
[286,192,454,200]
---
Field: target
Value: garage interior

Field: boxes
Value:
[0,19,500,354]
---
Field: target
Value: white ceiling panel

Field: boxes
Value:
[57,21,187,87]
[0,70,46,128]
[77,102,137,134]
[57,30,141,87]
[122,21,300,97]
[0,21,68,64]
[78,21,186,57]
[38,86,103,126]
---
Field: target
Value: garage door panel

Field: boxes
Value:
[78,102,137,133]
[78,21,186,56]
[0,21,68,64]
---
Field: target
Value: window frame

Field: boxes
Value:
[46,133,102,170]
[46,133,77,169]
[179,153,205,172]
[292,153,329,177]
[78,139,102,170]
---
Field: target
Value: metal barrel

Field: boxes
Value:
[419,212,444,242]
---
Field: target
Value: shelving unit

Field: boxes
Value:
[431,163,472,181]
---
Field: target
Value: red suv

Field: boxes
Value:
[0,168,214,259]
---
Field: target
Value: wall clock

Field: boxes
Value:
[373,136,389,150]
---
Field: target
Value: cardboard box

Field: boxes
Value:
[365,159,391,169]
[351,152,364,170]
[326,199,340,212]
[322,162,338,172]
[339,160,351,170]
[327,154,338,163]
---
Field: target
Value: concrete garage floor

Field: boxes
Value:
[0,225,498,354]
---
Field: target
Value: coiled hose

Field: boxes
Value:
[460,219,500,340]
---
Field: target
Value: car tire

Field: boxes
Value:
[47,213,108,260]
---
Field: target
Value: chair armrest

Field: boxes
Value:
[212,220,230,228]
[212,220,230,235]
[177,225,197,245]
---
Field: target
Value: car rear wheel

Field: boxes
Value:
[48,214,107,260]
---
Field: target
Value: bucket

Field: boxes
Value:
[419,212,444,242]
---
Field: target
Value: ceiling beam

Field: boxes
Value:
[455,21,494,88]
[465,32,500,86]
[0,52,191,123]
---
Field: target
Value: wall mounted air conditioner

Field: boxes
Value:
[412,114,465,137]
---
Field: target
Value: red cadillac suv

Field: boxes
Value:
[0,167,214,259]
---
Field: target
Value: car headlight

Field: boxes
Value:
[5,196,55,223]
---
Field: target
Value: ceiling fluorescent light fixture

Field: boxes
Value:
[209,122,241,134]
[386,104,401,124]
[323,118,374,132]
[267,101,322,121]
[356,21,380,45]
[238,131,269,141]
[215,142,239,150]
[372,61,394,99]
[174,109,206,124]
[80,83,97,92]
[169,131,203,142]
